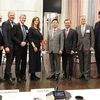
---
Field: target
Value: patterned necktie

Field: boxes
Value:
[22,25,26,41]
[52,29,56,39]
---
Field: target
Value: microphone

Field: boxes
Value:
[46,58,71,100]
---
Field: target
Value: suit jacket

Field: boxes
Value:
[94,21,100,46]
[47,28,64,53]
[0,26,3,46]
[63,28,77,54]
[12,23,28,51]
[2,20,16,48]
[76,24,94,51]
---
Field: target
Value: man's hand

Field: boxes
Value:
[20,42,26,47]
[0,46,4,50]
[59,50,62,54]
[90,47,94,51]
[5,47,10,53]
[70,50,74,54]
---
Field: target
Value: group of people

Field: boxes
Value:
[0,11,100,85]
[46,11,100,82]
[0,11,42,85]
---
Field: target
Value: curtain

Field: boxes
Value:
[67,0,84,28]
[94,0,100,25]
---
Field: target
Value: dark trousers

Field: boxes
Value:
[15,46,27,78]
[49,52,60,76]
[78,50,90,77]
[95,45,100,75]
[62,51,73,77]
[0,50,2,66]
[5,47,14,79]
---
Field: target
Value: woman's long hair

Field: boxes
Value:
[31,17,40,30]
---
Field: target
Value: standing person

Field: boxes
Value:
[0,14,5,82]
[2,11,16,85]
[62,19,77,80]
[93,11,100,78]
[12,14,28,83]
[76,15,94,81]
[46,19,64,80]
[28,17,43,80]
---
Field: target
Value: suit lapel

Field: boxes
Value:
[49,29,53,40]
[8,20,12,28]
[78,25,83,38]
[67,28,72,38]
[18,23,23,36]
[84,25,88,37]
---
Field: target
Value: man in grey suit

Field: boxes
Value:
[46,19,64,80]
[76,15,94,81]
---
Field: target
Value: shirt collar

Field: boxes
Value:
[53,28,57,31]
[20,22,24,26]
[65,28,70,31]
[81,24,86,27]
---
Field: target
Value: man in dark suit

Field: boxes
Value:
[0,15,3,66]
[2,11,16,85]
[12,14,28,83]
[93,11,100,79]
[76,15,94,81]
[0,14,5,82]
[46,19,64,80]
[62,19,77,80]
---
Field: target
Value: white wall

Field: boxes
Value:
[0,0,43,30]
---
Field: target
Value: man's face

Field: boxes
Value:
[20,15,26,24]
[52,20,58,29]
[0,15,2,22]
[8,12,15,21]
[64,20,71,29]
[80,16,86,25]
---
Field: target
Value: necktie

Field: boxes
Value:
[81,25,85,37]
[65,29,68,38]
[52,29,56,39]
[22,25,26,41]
[11,21,13,27]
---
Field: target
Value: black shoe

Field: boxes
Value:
[62,74,67,80]
[17,78,23,83]
[46,74,55,79]
[7,78,14,85]
[21,77,27,81]
[54,76,59,81]
[11,77,15,81]
[34,75,40,80]
[76,74,84,79]
[85,77,89,81]
[30,75,40,81]
[0,78,5,82]
[67,76,72,81]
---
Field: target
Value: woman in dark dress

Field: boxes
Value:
[28,17,42,80]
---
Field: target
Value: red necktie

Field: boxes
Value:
[66,29,68,38]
